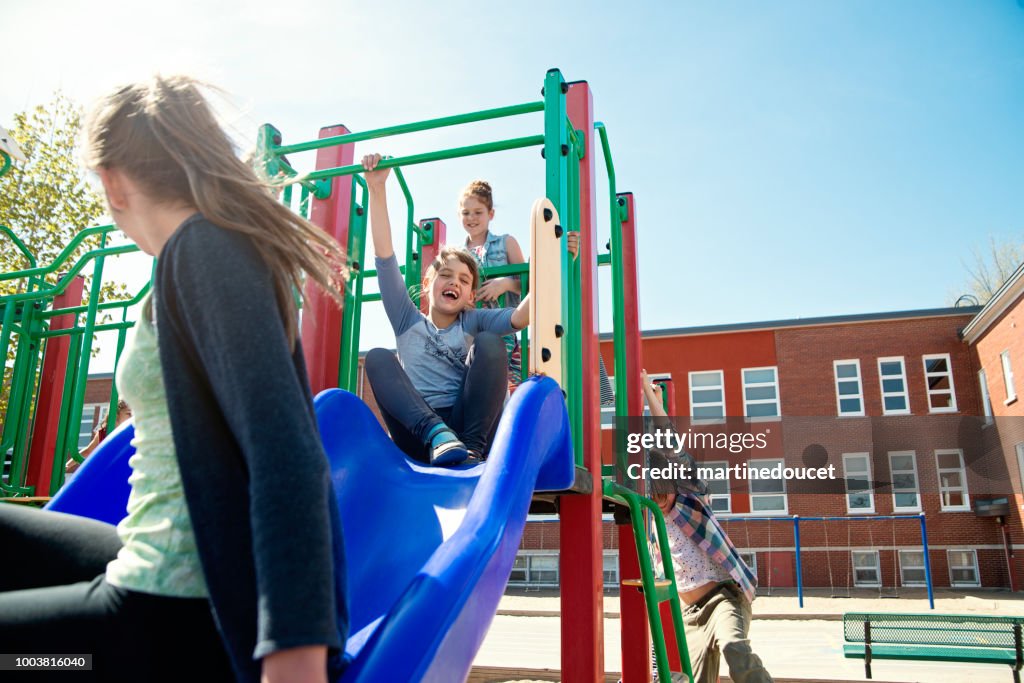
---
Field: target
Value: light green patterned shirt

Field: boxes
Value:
[105,295,208,598]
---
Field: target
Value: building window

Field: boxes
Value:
[979,369,994,425]
[888,451,921,512]
[701,461,731,513]
[603,552,619,586]
[689,370,725,420]
[79,403,108,449]
[936,449,970,511]
[834,360,864,416]
[738,551,757,577]
[852,550,881,587]
[508,552,559,587]
[1017,443,1024,492]
[899,550,927,587]
[948,549,980,587]
[878,357,910,415]
[510,551,620,588]
[601,373,671,430]
[749,458,787,513]
[741,367,780,419]
[1001,351,1017,403]
[922,354,957,413]
[843,453,874,513]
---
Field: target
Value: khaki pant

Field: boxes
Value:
[679,583,773,683]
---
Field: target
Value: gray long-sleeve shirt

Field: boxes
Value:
[376,254,516,408]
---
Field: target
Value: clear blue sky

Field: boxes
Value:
[3,1,1023,364]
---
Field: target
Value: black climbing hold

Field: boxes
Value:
[542,348,552,362]
[543,208,553,222]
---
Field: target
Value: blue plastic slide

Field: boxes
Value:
[47,375,574,682]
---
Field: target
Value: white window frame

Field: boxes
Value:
[834,359,865,417]
[738,551,757,578]
[947,549,980,587]
[922,353,957,414]
[852,550,881,587]
[78,402,108,450]
[600,374,616,430]
[878,357,910,416]
[979,369,994,425]
[842,453,875,514]
[508,551,560,588]
[602,372,672,430]
[689,370,725,421]
[898,549,927,587]
[1017,443,1024,497]
[888,451,921,513]
[1001,350,1017,404]
[936,449,970,512]
[741,366,780,420]
[602,551,620,588]
[748,458,787,514]
[701,460,731,514]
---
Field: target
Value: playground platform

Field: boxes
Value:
[470,587,1021,682]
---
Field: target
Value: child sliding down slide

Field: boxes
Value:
[361,154,531,467]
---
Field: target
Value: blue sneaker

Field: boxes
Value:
[428,427,468,467]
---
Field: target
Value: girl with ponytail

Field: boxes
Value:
[0,76,349,683]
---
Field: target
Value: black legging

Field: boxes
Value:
[365,331,508,462]
[0,503,233,681]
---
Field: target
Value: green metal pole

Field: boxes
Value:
[3,300,44,494]
[61,245,107,469]
[53,327,83,483]
[0,225,124,284]
[304,136,545,184]
[393,168,421,295]
[595,122,633,480]
[339,176,368,392]
[605,480,694,683]
[0,226,38,269]
[542,69,576,466]
[1,246,138,306]
[274,101,545,156]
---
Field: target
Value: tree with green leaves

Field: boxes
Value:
[1,92,131,421]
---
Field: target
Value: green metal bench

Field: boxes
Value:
[843,612,1024,682]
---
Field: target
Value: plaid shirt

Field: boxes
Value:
[658,492,758,604]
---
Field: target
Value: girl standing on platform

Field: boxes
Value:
[361,154,531,467]
[459,180,526,393]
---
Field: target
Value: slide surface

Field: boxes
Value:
[47,375,574,682]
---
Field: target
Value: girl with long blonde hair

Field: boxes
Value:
[0,76,349,683]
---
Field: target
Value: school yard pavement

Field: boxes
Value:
[470,588,1021,682]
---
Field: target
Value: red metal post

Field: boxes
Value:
[560,80,605,683]
[302,125,355,394]
[26,275,85,494]
[615,192,654,682]
[417,218,447,315]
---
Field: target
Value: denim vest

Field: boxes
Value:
[467,231,521,308]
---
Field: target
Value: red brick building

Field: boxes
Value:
[80,277,1024,594]
[518,301,1021,593]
